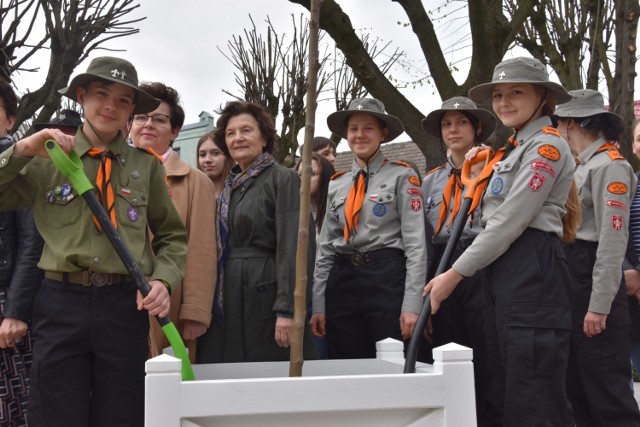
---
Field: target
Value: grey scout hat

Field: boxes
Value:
[422,96,497,142]
[59,56,160,114]
[34,109,83,131]
[468,57,572,105]
[554,89,623,127]
[327,97,404,143]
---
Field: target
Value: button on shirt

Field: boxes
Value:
[574,138,636,314]
[312,149,427,314]
[453,116,575,277]
[0,130,187,289]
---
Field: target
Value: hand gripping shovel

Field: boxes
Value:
[45,140,195,381]
[404,149,494,373]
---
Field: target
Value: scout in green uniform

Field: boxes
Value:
[0,57,187,427]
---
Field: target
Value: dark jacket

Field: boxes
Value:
[0,136,44,323]
[623,171,640,340]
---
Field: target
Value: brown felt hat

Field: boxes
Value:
[422,97,496,142]
[59,56,160,114]
[326,98,404,143]
[468,57,571,105]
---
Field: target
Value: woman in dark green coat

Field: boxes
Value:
[197,101,315,363]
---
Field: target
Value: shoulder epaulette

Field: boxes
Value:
[392,160,412,168]
[425,164,445,177]
[595,142,625,161]
[542,126,561,137]
[331,170,347,180]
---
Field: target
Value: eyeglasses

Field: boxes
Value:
[296,170,319,177]
[132,113,171,126]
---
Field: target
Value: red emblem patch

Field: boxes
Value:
[612,215,623,231]
[607,182,628,195]
[409,176,421,187]
[606,200,627,210]
[410,198,422,211]
[407,187,422,196]
[529,172,545,191]
[530,159,556,176]
[538,144,561,161]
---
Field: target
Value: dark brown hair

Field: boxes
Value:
[139,82,185,130]
[0,81,18,118]
[213,101,276,158]
[295,154,335,233]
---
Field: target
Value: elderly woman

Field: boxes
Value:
[310,98,427,359]
[555,89,640,426]
[421,96,496,426]
[130,82,216,363]
[196,101,316,363]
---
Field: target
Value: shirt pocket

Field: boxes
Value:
[41,183,82,227]
[328,196,346,223]
[116,186,149,230]
[488,161,516,196]
[366,191,396,218]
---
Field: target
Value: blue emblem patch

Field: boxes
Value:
[490,177,504,195]
[373,203,386,217]
[127,206,139,222]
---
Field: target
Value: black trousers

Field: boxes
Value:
[483,228,574,427]
[325,249,405,359]
[28,279,149,427]
[565,241,640,427]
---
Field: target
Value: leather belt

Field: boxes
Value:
[334,248,404,267]
[45,271,130,287]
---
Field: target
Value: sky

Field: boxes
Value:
[12,0,461,150]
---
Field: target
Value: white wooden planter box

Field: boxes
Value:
[145,339,476,427]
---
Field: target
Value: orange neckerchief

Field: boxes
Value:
[595,141,623,158]
[87,148,117,231]
[434,165,463,236]
[343,169,368,242]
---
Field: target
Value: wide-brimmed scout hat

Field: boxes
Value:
[327,97,404,143]
[468,57,571,105]
[554,89,623,127]
[34,109,83,131]
[58,56,160,114]
[422,96,497,142]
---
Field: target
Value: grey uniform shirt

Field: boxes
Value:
[453,116,575,277]
[574,138,637,314]
[422,160,482,244]
[312,149,427,314]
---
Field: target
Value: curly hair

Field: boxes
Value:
[213,101,276,158]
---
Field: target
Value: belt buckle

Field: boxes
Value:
[350,253,364,266]
[90,272,108,287]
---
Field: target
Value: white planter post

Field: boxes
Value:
[145,354,182,427]
[433,343,477,427]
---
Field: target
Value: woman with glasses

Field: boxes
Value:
[130,82,217,362]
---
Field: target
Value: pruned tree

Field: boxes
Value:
[1,0,145,133]
[220,14,331,165]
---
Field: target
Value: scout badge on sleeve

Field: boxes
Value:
[44,140,194,381]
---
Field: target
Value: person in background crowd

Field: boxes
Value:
[425,57,579,426]
[0,81,45,427]
[0,56,188,427]
[556,89,640,426]
[130,81,216,363]
[303,136,336,166]
[197,130,233,200]
[310,98,427,359]
[421,96,497,426]
[624,119,640,383]
[295,153,335,359]
[197,101,316,363]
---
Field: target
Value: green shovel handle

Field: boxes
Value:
[44,140,93,195]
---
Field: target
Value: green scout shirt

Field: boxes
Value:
[0,129,187,290]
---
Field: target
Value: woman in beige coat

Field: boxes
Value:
[130,82,216,362]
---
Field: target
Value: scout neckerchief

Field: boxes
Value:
[343,167,369,242]
[213,151,275,324]
[434,160,463,236]
[594,141,622,158]
[87,148,117,231]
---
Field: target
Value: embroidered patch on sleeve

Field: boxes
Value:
[607,182,628,195]
[407,187,423,196]
[612,214,623,231]
[530,159,556,176]
[410,198,422,211]
[409,176,421,187]
[529,172,546,191]
[607,150,624,161]
[606,200,627,210]
[537,144,561,161]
